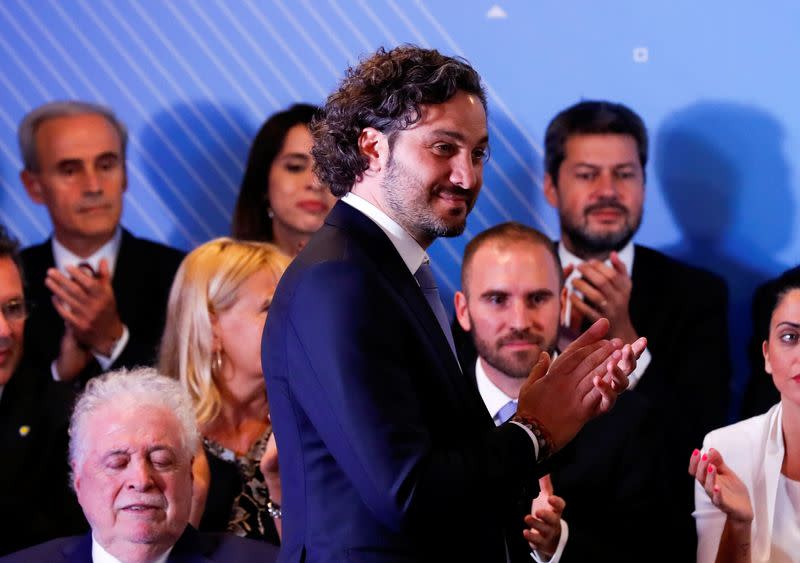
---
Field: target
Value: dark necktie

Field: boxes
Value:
[414,261,458,361]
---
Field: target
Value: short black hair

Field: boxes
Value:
[0,224,23,280]
[545,100,648,185]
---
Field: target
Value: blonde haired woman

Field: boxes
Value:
[159,237,290,545]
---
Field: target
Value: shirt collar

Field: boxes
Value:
[474,358,516,424]
[91,535,173,563]
[52,227,122,278]
[341,193,428,275]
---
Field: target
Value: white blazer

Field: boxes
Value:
[694,402,785,563]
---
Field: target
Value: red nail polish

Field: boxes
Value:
[692,449,700,457]
[701,454,707,461]
[707,465,713,473]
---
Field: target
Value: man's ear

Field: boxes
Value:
[358,127,388,175]
[543,173,559,209]
[454,291,471,332]
[71,462,81,496]
[559,286,568,312]
[763,340,772,375]
[20,170,45,204]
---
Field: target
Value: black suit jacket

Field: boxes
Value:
[263,201,541,563]
[0,525,280,562]
[453,243,729,559]
[0,361,86,556]
[462,359,672,563]
[20,229,184,385]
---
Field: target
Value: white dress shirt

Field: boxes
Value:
[91,536,173,563]
[557,241,651,389]
[50,228,130,379]
[474,359,570,563]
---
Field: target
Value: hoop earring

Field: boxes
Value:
[213,349,223,375]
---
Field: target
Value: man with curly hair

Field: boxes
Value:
[263,45,643,563]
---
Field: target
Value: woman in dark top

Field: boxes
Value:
[232,103,336,256]
[159,237,291,545]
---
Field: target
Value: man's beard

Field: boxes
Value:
[561,200,642,257]
[471,324,557,380]
[382,154,473,242]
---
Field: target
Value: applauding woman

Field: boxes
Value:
[690,269,800,563]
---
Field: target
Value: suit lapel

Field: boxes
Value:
[324,202,466,393]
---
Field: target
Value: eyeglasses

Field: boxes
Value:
[1,298,29,322]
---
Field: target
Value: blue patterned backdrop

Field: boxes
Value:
[1,1,799,409]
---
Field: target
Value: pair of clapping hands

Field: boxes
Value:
[46,259,124,380]
[516,316,648,556]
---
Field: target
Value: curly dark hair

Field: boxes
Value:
[545,100,648,185]
[232,103,321,241]
[311,45,487,196]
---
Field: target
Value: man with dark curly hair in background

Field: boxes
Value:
[263,45,645,563]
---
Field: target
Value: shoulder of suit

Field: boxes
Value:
[0,534,85,561]
[704,403,777,454]
[634,244,726,289]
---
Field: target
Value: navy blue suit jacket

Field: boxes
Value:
[263,202,541,562]
[0,526,279,562]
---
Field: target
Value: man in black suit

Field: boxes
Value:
[543,100,730,557]
[0,225,85,556]
[454,222,671,563]
[17,101,183,385]
[1,367,279,563]
[264,46,643,562]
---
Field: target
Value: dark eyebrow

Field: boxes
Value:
[776,321,800,329]
[429,130,489,145]
[55,158,84,169]
[95,151,121,161]
[279,152,311,160]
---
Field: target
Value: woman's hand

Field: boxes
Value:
[689,447,753,523]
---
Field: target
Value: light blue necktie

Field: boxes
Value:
[414,260,458,361]
[495,400,517,425]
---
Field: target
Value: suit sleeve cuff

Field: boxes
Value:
[627,346,651,390]
[92,324,130,370]
[509,420,539,460]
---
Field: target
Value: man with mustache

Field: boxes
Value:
[17,101,183,386]
[1,368,279,562]
[263,46,644,562]
[454,222,670,563]
[543,100,731,558]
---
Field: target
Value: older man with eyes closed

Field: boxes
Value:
[1,367,278,563]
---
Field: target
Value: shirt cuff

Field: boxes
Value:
[92,324,130,370]
[530,518,569,563]
[509,420,539,460]
[626,346,652,390]
[51,360,62,382]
